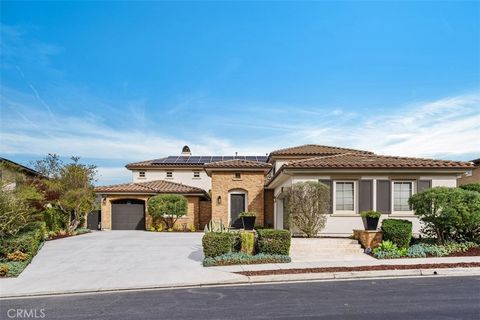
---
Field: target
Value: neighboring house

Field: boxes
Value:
[457,158,480,186]
[0,157,44,190]
[95,145,472,235]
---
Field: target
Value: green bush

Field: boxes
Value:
[203,252,291,267]
[42,207,68,232]
[5,260,30,277]
[0,227,44,257]
[409,187,480,244]
[202,232,236,258]
[240,232,254,255]
[257,229,291,255]
[360,210,381,218]
[406,241,478,258]
[460,183,480,194]
[381,219,412,249]
[148,194,188,229]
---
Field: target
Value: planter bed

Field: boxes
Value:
[236,262,480,277]
[367,247,480,259]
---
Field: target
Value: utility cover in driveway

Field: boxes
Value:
[111,200,145,230]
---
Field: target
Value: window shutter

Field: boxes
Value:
[319,179,333,214]
[417,180,432,193]
[376,180,391,214]
[359,180,373,213]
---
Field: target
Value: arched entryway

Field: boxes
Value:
[111,199,145,230]
[228,189,248,228]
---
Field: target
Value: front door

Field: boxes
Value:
[230,194,245,228]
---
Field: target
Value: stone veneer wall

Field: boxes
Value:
[101,194,202,230]
[263,189,274,228]
[210,171,266,227]
[457,167,480,186]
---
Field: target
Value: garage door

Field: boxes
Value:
[111,199,145,230]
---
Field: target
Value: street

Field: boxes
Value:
[1,276,479,320]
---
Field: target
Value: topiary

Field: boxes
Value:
[257,229,291,255]
[202,232,236,258]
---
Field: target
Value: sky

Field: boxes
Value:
[1,1,479,185]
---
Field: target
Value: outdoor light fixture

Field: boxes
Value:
[217,196,221,205]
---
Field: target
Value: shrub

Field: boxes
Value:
[0,264,8,277]
[202,232,236,258]
[285,181,330,237]
[460,183,480,194]
[42,207,68,232]
[373,240,407,259]
[257,229,291,255]
[5,261,30,277]
[240,232,254,255]
[7,250,29,262]
[203,252,291,267]
[381,219,412,249]
[409,187,480,244]
[148,194,188,229]
[360,210,381,218]
[75,228,91,235]
[406,244,428,258]
[0,227,44,257]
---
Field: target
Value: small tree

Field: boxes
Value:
[285,181,330,237]
[409,187,480,244]
[148,194,188,229]
[34,155,97,232]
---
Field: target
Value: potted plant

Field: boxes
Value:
[360,210,382,230]
[238,212,256,230]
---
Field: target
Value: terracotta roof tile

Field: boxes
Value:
[204,159,272,169]
[269,144,374,157]
[95,179,207,195]
[284,153,474,169]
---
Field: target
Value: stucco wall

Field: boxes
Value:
[210,171,266,227]
[273,173,460,236]
[132,169,212,191]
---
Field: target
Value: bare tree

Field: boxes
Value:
[285,181,330,237]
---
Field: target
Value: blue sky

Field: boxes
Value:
[1,1,479,185]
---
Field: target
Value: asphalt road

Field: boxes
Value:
[1,276,479,320]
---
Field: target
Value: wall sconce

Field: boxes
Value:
[217,196,222,205]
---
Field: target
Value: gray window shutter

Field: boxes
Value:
[319,179,333,214]
[376,180,391,214]
[417,180,432,193]
[358,180,373,213]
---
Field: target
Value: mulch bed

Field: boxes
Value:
[236,262,480,277]
[446,247,480,257]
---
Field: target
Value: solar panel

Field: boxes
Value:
[186,156,201,163]
[151,155,268,164]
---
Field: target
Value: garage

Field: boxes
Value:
[111,199,145,230]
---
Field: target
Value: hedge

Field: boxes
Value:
[203,252,291,267]
[202,232,236,258]
[381,219,412,249]
[257,229,291,255]
[459,183,480,194]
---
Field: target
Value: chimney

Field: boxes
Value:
[181,145,191,156]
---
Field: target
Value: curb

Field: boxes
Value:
[1,268,480,300]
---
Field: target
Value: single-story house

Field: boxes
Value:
[95,145,473,235]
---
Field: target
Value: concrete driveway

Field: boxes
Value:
[0,231,246,297]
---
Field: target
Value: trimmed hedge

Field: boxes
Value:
[257,229,291,255]
[459,183,480,194]
[381,219,412,249]
[203,252,291,267]
[202,232,236,258]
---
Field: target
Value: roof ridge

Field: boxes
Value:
[286,153,353,165]
[357,153,467,163]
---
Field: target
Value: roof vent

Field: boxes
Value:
[181,145,191,156]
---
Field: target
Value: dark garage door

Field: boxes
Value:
[111,199,145,230]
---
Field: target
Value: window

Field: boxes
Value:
[393,182,412,211]
[193,171,200,178]
[139,171,145,178]
[465,170,473,177]
[234,172,241,179]
[166,171,173,178]
[335,182,354,211]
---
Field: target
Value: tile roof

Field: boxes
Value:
[204,159,272,169]
[268,144,374,157]
[95,179,207,195]
[283,153,474,169]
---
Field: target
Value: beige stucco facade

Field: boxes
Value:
[210,171,267,227]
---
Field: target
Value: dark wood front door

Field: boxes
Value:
[230,194,245,228]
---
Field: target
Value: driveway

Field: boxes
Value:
[0,231,245,297]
